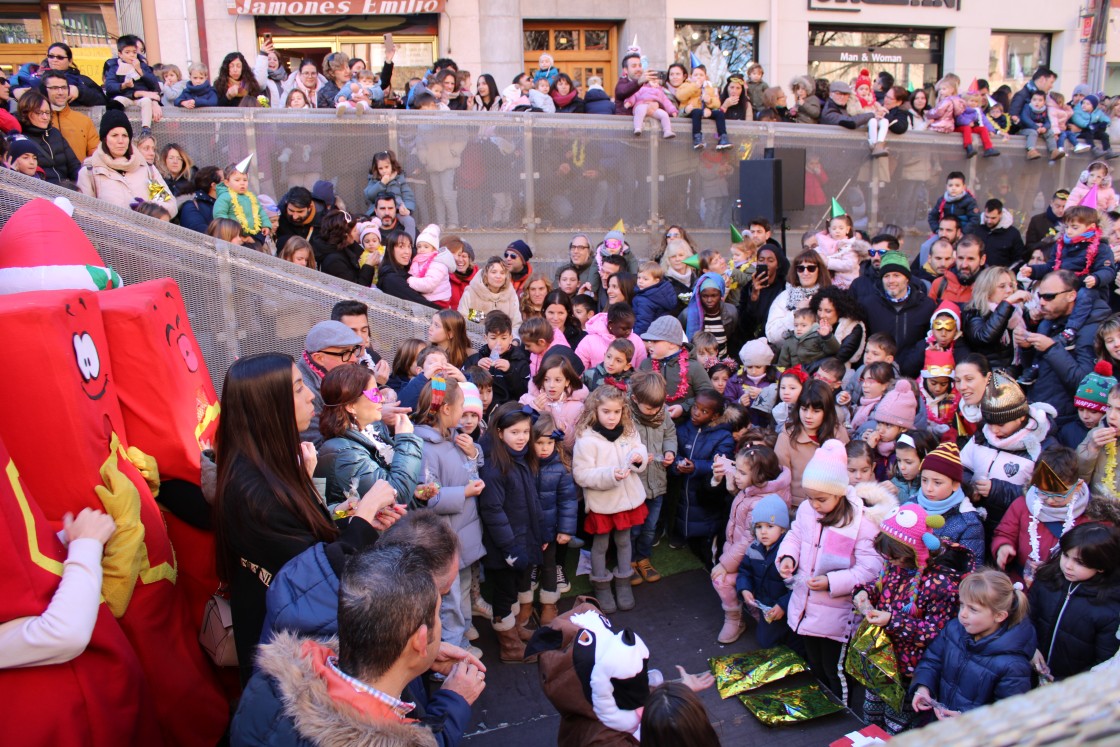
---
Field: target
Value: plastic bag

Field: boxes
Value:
[709,645,807,699]
[844,619,906,712]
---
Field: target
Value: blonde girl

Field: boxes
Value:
[427,309,471,368]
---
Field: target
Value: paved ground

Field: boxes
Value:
[461,568,865,746]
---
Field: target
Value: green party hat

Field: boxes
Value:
[731,224,745,244]
[830,198,846,218]
[682,254,702,270]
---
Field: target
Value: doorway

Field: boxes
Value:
[523,22,617,93]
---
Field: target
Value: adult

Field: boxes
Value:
[681,273,740,359]
[472,73,503,111]
[907,87,932,130]
[316,364,422,505]
[605,271,637,309]
[660,238,697,301]
[457,257,522,326]
[1020,270,1110,426]
[970,199,1026,269]
[215,51,264,107]
[1025,189,1069,255]
[319,210,373,286]
[550,73,584,113]
[914,215,965,272]
[38,70,98,161]
[331,300,389,382]
[564,234,596,291]
[296,320,364,445]
[820,81,875,129]
[614,51,656,115]
[852,234,900,296]
[179,165,223,233]
[502,240,534,295]
[317,51,351,109]
[954,354,991,442]
[961,266,1032,372]
[765,249,829,344]
[76,109,176,218]
[861,251,936,377]
[371,191,417,243]
[748,217,784,255]
[19,42,105,106]
[15,90,79,187]
[519,273,553,320]
[446,237,478,311]
[157,143,195,198]
[256,40,285,103]
[808,286,867,368]
[738,244,789,341]
[656,225,697,262]
[282,59,322,108]
[378,229,439,309]
[276,186,326,252]
[1009,67,1057,132]
[213,352,399,682]
[930,235,986,306]
[542,289,586,349]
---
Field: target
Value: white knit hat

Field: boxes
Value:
[739,338,775,367]
[416,223,441,249]
[801,439,849,496]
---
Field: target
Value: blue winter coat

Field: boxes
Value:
[262,542,343,642]
[175,81,219,107]
[179,191,215,233]
[909,618,1036,714]
[1030,294,1111,425]
[735,538,791,610]
[315,429,424,507]
[584,88,615,115]
[537,451,578,540]
[670,421,736,539]
[931,505,985,571]
[1028,237,1116,303]
[1029,576,1120,680]
[927,190,980,234]
[413,424,486,567]
[633,279,681,335]
[478,443,544,570]
[103,57,160,98]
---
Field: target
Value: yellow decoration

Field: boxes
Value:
[739,142,753,161]
[7,459,65,577]
[230,191,263,236]
[611,219,625,233]
[1105,441,1117,489]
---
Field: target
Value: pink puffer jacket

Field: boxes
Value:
[776,494,883,642]
[925,95,964,134]
[715,467,793,575]
[573,312,648,370]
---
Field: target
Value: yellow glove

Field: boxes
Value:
[124,445,161,499]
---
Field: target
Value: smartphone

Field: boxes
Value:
[262,33,272,47]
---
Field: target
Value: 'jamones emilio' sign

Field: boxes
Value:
[228,0,446,14]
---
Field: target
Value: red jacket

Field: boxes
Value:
[449,265,477,312]
[991,496,1097,584]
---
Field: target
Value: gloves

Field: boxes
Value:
[505,553,527,571]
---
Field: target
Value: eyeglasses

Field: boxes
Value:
[796,265,819,273]
[318,346,360,362]
[45,85,69,92]
[32,107,50,116]
[361,387,383,404]
[46,54,70,60]
[503,251,521,260]
[665,232,681,239]
[868,248,888,257]
[1037,289,1074,302]
[569,243,590,250]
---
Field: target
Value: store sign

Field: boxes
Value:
[227,0,446,14]
[808,46,939,64]
[808,0,960,11]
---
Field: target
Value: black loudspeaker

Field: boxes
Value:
[770,147,806,212]
[739,159,782,224]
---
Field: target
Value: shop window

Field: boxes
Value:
[0,12,44,45]
[989,32,1051,92]
[673,22,757,90]
[808,25,942,93]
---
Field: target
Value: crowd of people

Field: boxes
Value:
[3,34,1120,747]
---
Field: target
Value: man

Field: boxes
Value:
[873,71,894,105]
[1025,189,1069,255]
[913,238,956,292]
[914,215,965,273]
[849,233,900,294]
[748,217,784,254]
[330,300,390,385]
[39,70,98,160]
[179,166,223,233]
[613,52,653,116]
[820,80,877,129]
[862,251,936,377]
[233,540,481,747]
[1009,66,1056,132]
[565,234,595,292]
[1020,270,1110,425]
[503,239,534,294]
[930,235,986,306]
[276,186,324,252]
[297,320,362,445]
[970,198,1025,268]
[372,191,417,244]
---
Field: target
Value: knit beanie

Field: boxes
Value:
[358,223,381,247]
[603,229,625,246]
[738,337,775,368]
[876,380,917,429]
[1085,95,1100,111]
[801,439,849,496]
[855,68,872,92]
[98,109,133,141]
[880,503,944,568]
[750,494,790,530]
[878,250,911,279]
[921,441,963,483]
[981,370,1028,425]
[507,239,533,261]
[1075,360,1116,413]
[6,137,41,160]
[416,223,441,249]
[459,381,484,416]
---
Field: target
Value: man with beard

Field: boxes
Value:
[912,238,957,292]
[969,198,1025,268]
[372,191,417,244]
[863,251,936,377]
[1025,189,1068,255]
[930,235,986,306]
[276,186,326,253]
[912,215,964,273]
[502,239,534,295]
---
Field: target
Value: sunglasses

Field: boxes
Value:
[47,54,70,60]
[503,251,521,260]
[361,387,383,404]
[1037,290,1074,302]
[868,248,888,257]
[796,265,819,273]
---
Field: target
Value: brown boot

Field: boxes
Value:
[493,615,527,663]
[717,607,746,644]
[514,601,535,641]
[1026,148,1041,160]
[539,603,559,625]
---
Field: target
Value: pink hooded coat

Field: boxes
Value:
[714,467,793,576]
[573,312,647,371]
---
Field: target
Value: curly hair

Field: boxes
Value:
[214,52,262,100]
[574,384,636,438]
[320,209,358,249]
[808,285,866,324]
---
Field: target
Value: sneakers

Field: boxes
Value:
[335,103,349,118]
[663,131,676,139]
[1026,148,1042,160]
[633,558,661,584]
[716,134,732,150]
[1017,366,1039,387]
[668,535,685,550]
[466,625,479,641]
[964,145,976,159]
[471,596,493,620]
[633,129,642,137]
[692,133,705,150]
[1075,142,1092,153]
[556,566,571,594]
[983,147,1001,158]
[1058,329,1076,348]
[530,565,540,591]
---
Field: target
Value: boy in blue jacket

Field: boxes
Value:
[103,34,162,136]
[735,493,795,650]
[175,63,218,109]
[1070,94,1113,156]
[927,171,979,234]
[633,260,681,334]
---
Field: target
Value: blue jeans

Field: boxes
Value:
[631,494,664,561]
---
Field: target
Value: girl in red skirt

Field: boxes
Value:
[573,385,649,614]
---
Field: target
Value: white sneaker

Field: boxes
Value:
[1075,143,1092,153]
[335,103,349,118]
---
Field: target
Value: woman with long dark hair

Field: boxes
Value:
[215,51,264,107]
[317,209,372,285]
[23,42,105,105]
[377,229,438,308]
[471,73,503,111]
[542,289,586,348]
[214,353,400,682]
[808,285,867,368]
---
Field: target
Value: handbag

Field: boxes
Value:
[844,619,905,712]
[199,587,238,667]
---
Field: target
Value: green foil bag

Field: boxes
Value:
[738,683,843,725]
[844,619,906,712]
[708,646,808,699]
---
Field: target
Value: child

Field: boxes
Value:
[336,68,383,116]
[628,371,678,586]
[529,77,556,113]
[776,379,850,508]
[850,361,894,434]
[776,308,840,369]
[213,160,271,247]
[633,261,679,335]
[670,388,736,567]
[478,403,545,661]
[387,337,425,392]
[854,503,971,733]
[730,495,795,650]
[638,316,712,423]
[677,65,731,150]
[924,301,963,356]
[1028,523,1120,680]
[1077,379,1120,502]
[365,150,416,217]
[924,77,965,141]
[160,64,185,106]
[814,214,854,259]
[726,338,777,410]
[458,380,485,442]
[531,412,579,625]
[174,63,218,109]
[104,35,162,136]
[993,445,1101,585]
[744,62,769,118]
[726,235,758,307]
[954,87,1002,158]
[843,333,899,408]
[1070,94,1114,156]
[574,302,647,371]
[691,331,720,371]
[861,380,917,480]
[4,137,42,179]
[927,171,979,234]
[1021,90,1065,162]
[846,440,876,486]
[777,439,883,700]
[624,71,678,139]
[913,441,985,566]
[408,224,454,308]
[532,53,559,87]
[921,349,960,439]
[572,386,650,614]
[988,99,1011,135]
[707,363,734,399]
[891,430,939,504]
[1049,91,1076,152]
[826,238,870,290]
[756,365,808,433]
[464,311,530,406]
[583,338,635,393]
[520,355,588,450]
[1060,361,1116,448]
[571,294,597,329]
[910,569,1034,718]
[1067,161,1119,213]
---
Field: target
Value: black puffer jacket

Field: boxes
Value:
[478,443,544,571]
[860,284,937,377]
[319,242,374,286]
[1029,575,1120,680]
[20,121,80,186]
[961,301,1017,372]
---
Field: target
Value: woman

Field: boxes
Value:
[24,43,105,106]
[954,353,991,443]
[550,73,585,114]
[660,238,697,300]
[656,225,697,263]
[759,86,794,122]
[318,210,372,286]
[428,309,472,368]
[681,272,739,359]
[440,68,467,111]
[457,256,523,327]
[316,364,423,506]
[376,229,438,308]
[907,87,932,131]
[775,379,850,507]
[662,63,689,110]
[808,286,867,369]
[180,165,223,233]
[283,59,321,108]
[214,353,401,682]
[215,52,264,107]
[157,143,196,198]
[605,271,637,310]
[472,73,503,111]
[962,266,1030,373]
[739,244,790,341]
[257,44,285,103]
[765,249,829,345]
[542,288,585,349]
[519,273,552,320]
[77,109,177,218]
[720,74,751,121]
[316,51,351,109]
[16,91,79,187]
[447,238,478,311]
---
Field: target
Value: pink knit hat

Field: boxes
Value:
[801,439,849,496]
[880,503,945,568]
[875,380,917,429]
